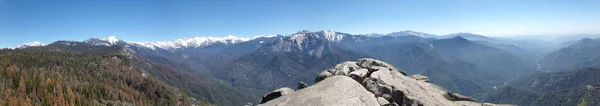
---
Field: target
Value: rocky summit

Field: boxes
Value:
[259,58,513,106]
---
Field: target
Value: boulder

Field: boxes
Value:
[370,66,390,72]
[370,70,453,105]
[379,85,393,100]
[363,76,393,100]
[349,69,369,82]
[409,74,430,82]
[330,61,361,76]
[315,70,333,83]
[260,76,380,106]
[358,58,406,76]
[370,66,406,76]
[332,66,350,76]
[340,61,361,72]
[260,87,295,104]
[392,90,413,105]
[297,81,308,90]
[357,58,385,68]
[363,78,378,94]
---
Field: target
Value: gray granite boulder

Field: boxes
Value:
[349,69,369,82]
[297,81,308,90]
[363,76,393,100]
[358,58,406,76]
[260,76,379,106]
[331,61,361,76]
[260,87,295,104]
[315,70,333,83]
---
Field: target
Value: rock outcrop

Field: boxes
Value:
[260,76,380,106]
[260,87,295,104]
[260,58,512,106]
[297,81,308,90]
[315,71,333,83]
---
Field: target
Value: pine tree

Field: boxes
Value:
[66,83,75,106]
[6,88,17,106]
[0,87,4,106]
[17,75,27,106]
[17,75,26,99]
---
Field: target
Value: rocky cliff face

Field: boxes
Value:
[259,58,512,106]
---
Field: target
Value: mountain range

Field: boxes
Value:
[3,30,600,106]
[476,37,600,106]
[481,68,600,106]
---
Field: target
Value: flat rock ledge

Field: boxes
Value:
[260,58,514,106]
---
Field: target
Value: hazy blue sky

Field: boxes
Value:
[0,0,598,47]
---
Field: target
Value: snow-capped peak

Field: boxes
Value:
[23,41,45,46]
[360,30,436,38]
[103,36,120,45]
[132,35,253,50]
[320,30,344,42]
[290,30,345,42]
[253,34,279,39]
[401,30,424,36]
[84,36,124,46]
[9,41,47,49]
[220,35,251,43]
[387,30,436,38]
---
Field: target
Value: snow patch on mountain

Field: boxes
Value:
[8,41,47,49]
[84,36,124,46]
[132,35,252,50]
[104,36,120,45]
[129,42,157,50]
[22,41,46,46]
[321,30,344,42]
[360,30,437,38]
[254,34,279,39]
[290,30,346,44]
[398,30,432,37]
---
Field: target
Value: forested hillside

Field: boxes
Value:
[482,68,600,106]
[0,44,209,105]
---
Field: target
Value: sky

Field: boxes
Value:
[0,0,599,47]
